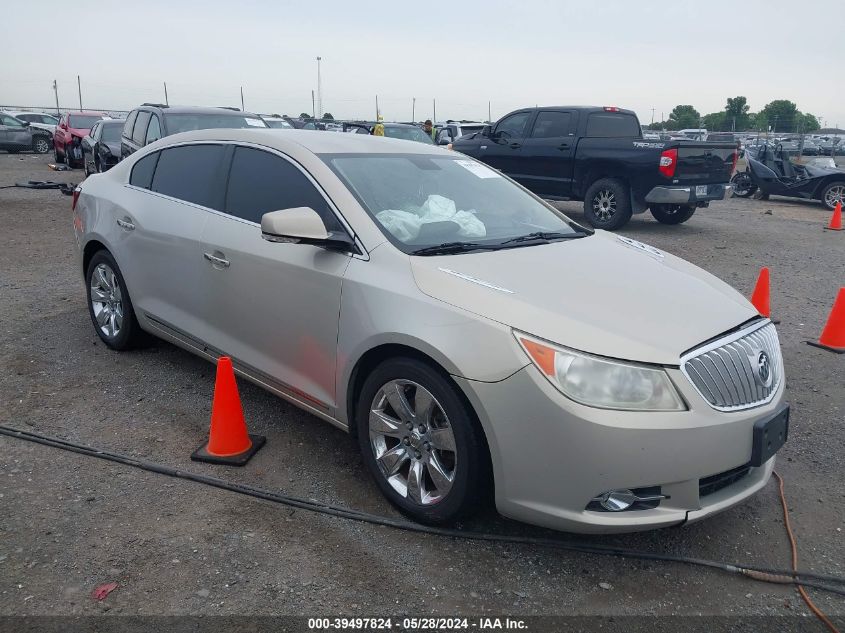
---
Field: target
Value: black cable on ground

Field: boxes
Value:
[0,181,76,194]
[1,424,844,600]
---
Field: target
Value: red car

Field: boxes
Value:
[53,111,106,167]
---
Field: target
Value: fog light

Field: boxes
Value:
[596,489,638,512]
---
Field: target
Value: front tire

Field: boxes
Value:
[583,178,633,230]
[820,181,845,211]
[731,171,757,198]
[32,136,51,154]
[650,204,696,225]
[356,358,488,525]
[64,144,74,168]
[85,250,146,350]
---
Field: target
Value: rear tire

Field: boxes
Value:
[356,357,488,525]
[85,250,147,350]
[650,204,696,225]
[583,178,633,230]
[731,171,757,198]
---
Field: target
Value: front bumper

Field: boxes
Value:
[645,183,733,205]
[456,362,785,534]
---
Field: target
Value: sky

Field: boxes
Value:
[2,0,843,127]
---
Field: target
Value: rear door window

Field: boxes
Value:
[145,115,161,144]
[151,144,226,209]
[530,111,574,138]
[132,111,151,145]
[585,112,640,137]
[224,146,340,231]
[123,110,138,139]
[129,152,159,189]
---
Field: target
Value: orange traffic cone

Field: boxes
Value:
[825,201,843,231]
[807,288,845,354]
[750,267,779,323]
[191,357,265,465]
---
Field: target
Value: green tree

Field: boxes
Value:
[299,112,311,119]
[724,96,750,131]
[760,100,799,133]
[668,105,701,129]
[799,113,820,132]
[702,112,727,131]
[322,113,334,120]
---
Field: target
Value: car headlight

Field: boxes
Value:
[515,332,686,411]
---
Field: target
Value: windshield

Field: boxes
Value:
[383,126,434,144]
[101,124,122,142]
[163,113,268,134]
[68,115,102,129]
[265,119,293,129]
[324,154,584,253]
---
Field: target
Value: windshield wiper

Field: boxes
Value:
[500,231,585,245]
[410,241,502,256]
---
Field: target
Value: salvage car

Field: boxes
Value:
[732,143,845,210]
[82,119,124,175]
[54,111,106,166]
[72,129,787,534]
[3,110,60,135]
[451,106,737,229]
[0,112,53,154]
[120,104,268,159]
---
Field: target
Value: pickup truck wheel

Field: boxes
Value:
[583,178,632,230]
[650,204,696,225]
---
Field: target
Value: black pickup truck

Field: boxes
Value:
[451,106,737,230]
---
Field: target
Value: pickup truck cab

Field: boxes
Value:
[452,106,737,230]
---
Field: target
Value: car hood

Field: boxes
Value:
[409,232,757,365]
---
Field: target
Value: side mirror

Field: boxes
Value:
[21,121,30,127]
[261,207,356,252]
[438,136,451,146]
[481,125,492,138]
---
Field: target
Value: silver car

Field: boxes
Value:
[72,129,788,533]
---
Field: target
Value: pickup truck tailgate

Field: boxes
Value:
[675,143,736,183]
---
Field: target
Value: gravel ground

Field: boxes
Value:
[0,152,843,625]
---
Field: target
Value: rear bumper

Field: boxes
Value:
[645,183,733,205]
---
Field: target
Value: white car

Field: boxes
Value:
[3,110,60,135]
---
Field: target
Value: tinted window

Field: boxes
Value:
[146,115,161,144]
[102,123,122,143]
[68,115,101,128]
[90,122,100,139]
[133,111,151,145]
[123,110,138,139]
[225,146,340,231]
[585,113,640,137]
[163,113,267,134]
[151,144,225,208]
[40,114,59,124]
[1,115,24,127]
[495,112,531,138]
[531,112,573,138]
[129,152,159,189]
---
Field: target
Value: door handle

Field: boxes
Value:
[509,142,522,149]
[116,218,135,231]
[203,252,230,268]
[556,143,570,150]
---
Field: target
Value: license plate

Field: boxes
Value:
[695,185,708,197]
[750,406,789,467]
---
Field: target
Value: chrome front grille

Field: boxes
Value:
[681,321,782,411]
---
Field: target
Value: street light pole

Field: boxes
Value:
[77,75,82,110]
[412,97,415,122]
[316,56,322,119]
[52,80,60,115]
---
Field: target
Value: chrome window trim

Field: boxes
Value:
[680,319,782,412]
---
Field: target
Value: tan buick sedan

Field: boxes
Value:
[72,129,787,533]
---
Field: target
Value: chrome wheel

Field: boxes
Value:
[89,263,123,338]
[33,137,50,154]
[592,189,617,221]
[824,184,845,208]
[368,379,457,506]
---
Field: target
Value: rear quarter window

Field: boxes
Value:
[132,111,151,145]
[123,110,138,139]
[129,152,159,189]
[585,112,640,137]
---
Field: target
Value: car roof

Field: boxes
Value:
[140,105,262,117]
[67,111,107,116]
[146,128,447,156]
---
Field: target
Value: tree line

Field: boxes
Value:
[646,97,820,134]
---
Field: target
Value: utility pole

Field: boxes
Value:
[488,101,492,124]
[316,56,322,119]
[311,90,316,118]
[240,86,245,112]
[433,98,436,123]
[412,97,415,122]
[163,82,169,106]
[773,114,778,134]
[651,108,655,125]
[375,94,379,119]
[77,75,82,110]
[52,80,59,115]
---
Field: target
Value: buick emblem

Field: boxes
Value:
[753,350,772,388]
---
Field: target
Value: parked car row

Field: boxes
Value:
[0,111,54,154]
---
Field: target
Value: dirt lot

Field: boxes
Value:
[0,152,843,626]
